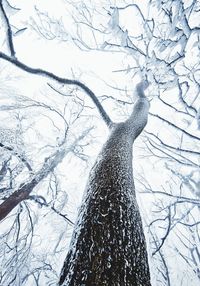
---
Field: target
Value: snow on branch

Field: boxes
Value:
[0,0,16,57]
[0,1,112,128]
[0,51,113,127]
[0,142,32,171]
[0,126,93,221]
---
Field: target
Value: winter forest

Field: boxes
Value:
[0,0,200,285]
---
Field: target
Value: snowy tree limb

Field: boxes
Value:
[0,142,33,171]
[0,127,92,221]
[0,52,112,127]
[0,0,16,57]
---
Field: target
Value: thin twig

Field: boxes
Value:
[0,142,32,171]
[0,52,112,128]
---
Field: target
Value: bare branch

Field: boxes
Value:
[0,52,112,127]
[28,195,74,225]
[149,112,200,141]
[145,131,200,156]
[0,142,32,171]
[0,0,16,57]
[152,206,172,256]
[0,127,92,221]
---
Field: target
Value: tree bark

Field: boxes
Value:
[59,94,151,285]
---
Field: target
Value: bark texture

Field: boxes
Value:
[59,94,151,286]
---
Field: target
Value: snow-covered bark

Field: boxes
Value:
[59,84,151,286]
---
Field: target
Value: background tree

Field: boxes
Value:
[0,0,200,285]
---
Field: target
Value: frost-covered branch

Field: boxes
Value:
[152,206,172,255]
[149,112,200,141]
[0,142,32,171]
[0,1,112,127]
[0,52,112,127]
[0,127,92,221]
[28,195,74,225]
[0,0,16,57]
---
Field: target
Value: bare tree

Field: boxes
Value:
[0,0,200,285]
[62,1,200,284]
[0,0,152,285]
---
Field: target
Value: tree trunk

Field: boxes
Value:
[59,94,151,286]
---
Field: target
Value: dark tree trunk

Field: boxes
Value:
[59,92,151,286]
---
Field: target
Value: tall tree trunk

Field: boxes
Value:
[59,88,151,286]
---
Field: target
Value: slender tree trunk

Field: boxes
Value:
[59,93,151,286]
